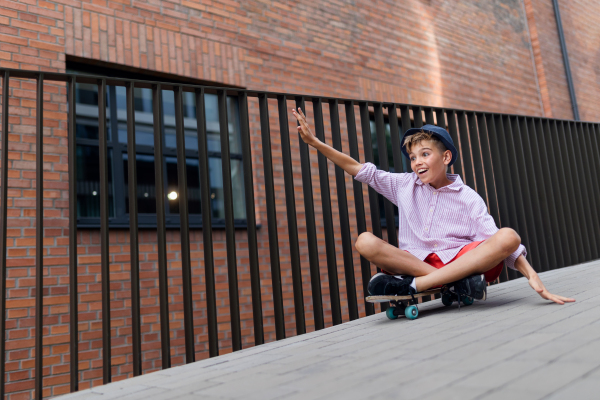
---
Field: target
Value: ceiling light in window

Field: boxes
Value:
[168,191,178,200]
[92,191,97,196]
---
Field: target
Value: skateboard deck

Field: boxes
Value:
[366,287,473,320]
[366,289,441,303]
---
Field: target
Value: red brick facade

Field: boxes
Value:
[0,0,599,398]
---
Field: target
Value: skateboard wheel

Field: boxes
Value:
[442,293,453,307]
[386,307,398,320]
[461,296,474,306]
[405,305,419,320]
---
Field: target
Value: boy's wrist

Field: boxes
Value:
[310,138,323,148]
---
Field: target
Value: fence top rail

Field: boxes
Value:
[0,67,597,125]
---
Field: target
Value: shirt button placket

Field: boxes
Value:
[426,191,438,234]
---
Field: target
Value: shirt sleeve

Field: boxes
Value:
[354,162,407,206]
[471,196,527,270]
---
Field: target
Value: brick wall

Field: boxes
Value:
[1,0,599,398]
[525,0,600,121]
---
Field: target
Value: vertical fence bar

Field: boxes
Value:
[295,96,324,328]
[173,86,195,362]
[258,94,285,339]
[550,120,580,264]
[387,105,404,173]
[435,109,446,129]
[568,121,593,260]
[424,107,435,125]
[329,99,358,321]
[195,88,219,356]
[566,121,593,260]
[573,122,598,259]
[359,102,386,311]
[413,106,424,127]
[68,76,80,390]
[277,95,306,334]
[540,118,570,267]
[508,116,541,271]
[239,92,264,344]
[98,79,112,382]
[345,101,374,316]
[475,114,500,228]
[592,123,600,258]
[485,114,511,282]
[0,71,8,399]
[590,123,600,242]
[519,117,553,272]
[374,103,398,247]
[467,112,486,199]
[456,111,475,189]
[497,116,527,278]
[218,89,242,350]
[446,111,463,177]
[533,118,565,269]
[487,115,511,229]
[152,84,170,368]
[35,74,44,399]
[558,121,586,262]
[582,123,600,258]
[312,97,342,325]
[125,81,142,375]
[400,105,412,173]
[360,103,383,240]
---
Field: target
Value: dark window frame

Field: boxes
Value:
[70,62,249,229]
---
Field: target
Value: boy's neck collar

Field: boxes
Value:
[415,173,463,191]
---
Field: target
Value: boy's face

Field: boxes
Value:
[408,139,452,186]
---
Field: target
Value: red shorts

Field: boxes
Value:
[386,241,504,283]
[424,241,504,283]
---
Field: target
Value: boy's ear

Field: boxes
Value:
[443,149,452,165]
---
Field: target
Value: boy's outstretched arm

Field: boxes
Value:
[514,255,575,305]
[292,107,363,176]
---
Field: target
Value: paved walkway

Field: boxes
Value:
[57,261,600,400]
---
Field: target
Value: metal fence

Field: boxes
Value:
[1,68,599,398]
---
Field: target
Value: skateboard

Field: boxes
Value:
[366,287,474,320]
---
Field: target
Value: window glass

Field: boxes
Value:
[123,153,157,214]
[203,94,242,153]
[208,157,246,220]
[165,156,201,215]
[75,82,98,106]
[75,82,111,141]
[76,145,114,218]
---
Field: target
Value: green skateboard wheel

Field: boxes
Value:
[442,293,453,307]
[461,296,474,306]
[405,305,419,320]
[386,307,398,320]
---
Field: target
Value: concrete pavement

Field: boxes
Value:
[56,261,600,400]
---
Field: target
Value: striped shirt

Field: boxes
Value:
[354,162,526,270]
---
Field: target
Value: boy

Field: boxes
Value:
[292,107,574,305]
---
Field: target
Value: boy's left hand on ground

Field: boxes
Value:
[528,274,575,305]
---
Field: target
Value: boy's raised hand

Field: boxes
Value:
[292,108,319,146]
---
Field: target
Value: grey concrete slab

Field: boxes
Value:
[54,261,600,400]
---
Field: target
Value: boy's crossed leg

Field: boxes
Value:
[355,227,520,293]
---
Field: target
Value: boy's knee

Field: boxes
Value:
[355,232,376,257]
[497,227,521,255]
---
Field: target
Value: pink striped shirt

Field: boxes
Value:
[354,162,526,270]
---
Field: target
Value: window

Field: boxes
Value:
[70,64,246,228]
